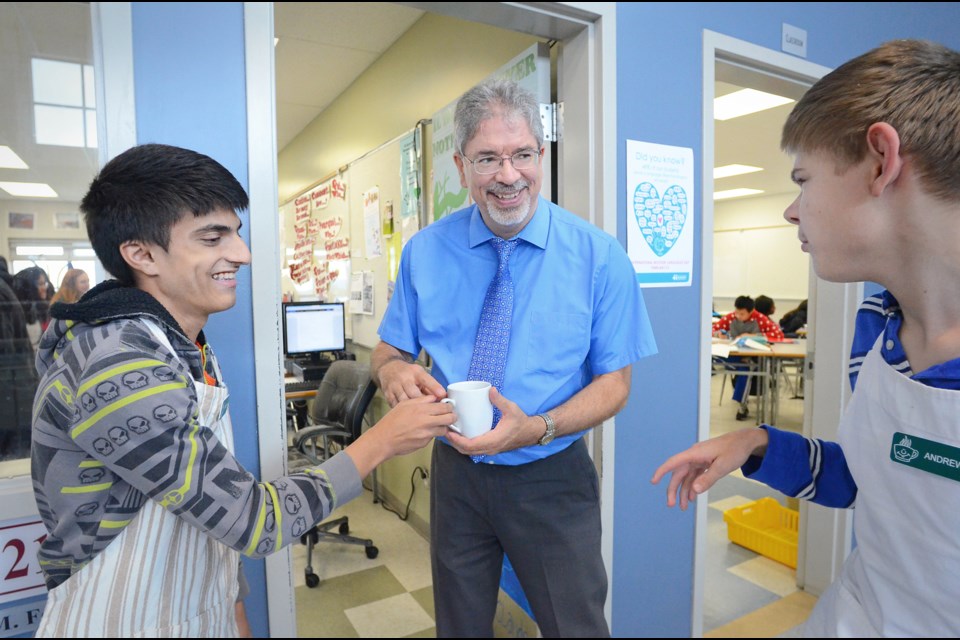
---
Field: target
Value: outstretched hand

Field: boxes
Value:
[650,427,769,511]
[346,395,454,477]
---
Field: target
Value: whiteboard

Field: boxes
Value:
[345,134,410,348]
[713,225,809,300]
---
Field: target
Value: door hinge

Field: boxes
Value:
[540,102,563,142]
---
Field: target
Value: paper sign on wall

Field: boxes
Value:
[626,140,694,288]
[363,187,383,259]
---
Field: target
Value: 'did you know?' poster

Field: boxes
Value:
[626,139,694,288]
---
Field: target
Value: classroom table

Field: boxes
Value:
[285,375,317,432]
[712,339,807,425]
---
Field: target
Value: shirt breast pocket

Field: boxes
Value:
[525,311,591,374]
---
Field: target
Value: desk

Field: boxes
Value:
[285,388,317,400]
[713,339,807,425]
[285,376,317,431]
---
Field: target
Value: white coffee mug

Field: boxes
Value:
[440,381,494,439]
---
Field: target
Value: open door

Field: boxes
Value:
[699,30,858,636]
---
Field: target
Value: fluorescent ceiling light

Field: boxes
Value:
[0,181,58,197]
[714,164,763,179]
[16,245,64,256]
[714,89,794,121]
[714,188,764,200]
[0,146,28,169]
[74,248,97,257]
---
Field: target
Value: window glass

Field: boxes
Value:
[0,3,100,468]
[32,58,84,107]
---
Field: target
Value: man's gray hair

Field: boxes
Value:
[454,78,544,154]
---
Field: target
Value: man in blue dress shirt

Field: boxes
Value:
[373,78,657,637]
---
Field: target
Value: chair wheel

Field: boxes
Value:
[365,545,379,559]
[305,572,320,588]
[338,522,350,535]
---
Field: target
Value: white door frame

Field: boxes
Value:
[246,2,618,635]
[698,29,857,635]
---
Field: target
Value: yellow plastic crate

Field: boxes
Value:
[723,497,798,569]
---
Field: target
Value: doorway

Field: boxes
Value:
[248,3,617,636]
[698,31,858,637]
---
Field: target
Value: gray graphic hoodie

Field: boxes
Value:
[31,281,361,589]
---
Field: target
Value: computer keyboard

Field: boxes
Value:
[285,379,318,393]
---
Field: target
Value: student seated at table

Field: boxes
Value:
[713,295,784,420]
[780,299,808,338]
[754,294,776,322]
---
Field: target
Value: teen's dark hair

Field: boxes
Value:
[734,295,754,312]
[754,295,775,317]
[80,143,249,285]
[12,266,50,325]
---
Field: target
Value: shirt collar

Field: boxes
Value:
[880,289,901,316]
[468,196,550,249]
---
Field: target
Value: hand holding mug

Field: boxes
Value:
[440,381,493,439]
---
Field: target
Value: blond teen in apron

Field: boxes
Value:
[36,320,240,637]
[803,335,960,636]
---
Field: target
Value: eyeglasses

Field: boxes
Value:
[462,150,541,175]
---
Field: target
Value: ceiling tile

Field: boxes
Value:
[275,2,423,53]
[276,39,380,108]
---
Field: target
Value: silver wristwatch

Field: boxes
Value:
[537,412,556,446]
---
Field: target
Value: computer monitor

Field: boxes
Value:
[282,301,346,364]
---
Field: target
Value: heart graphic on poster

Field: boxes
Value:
[632,182,688,257]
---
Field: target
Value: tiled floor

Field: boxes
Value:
[290,489,437,638]
[289,372,816,637]
[704,368,815,637]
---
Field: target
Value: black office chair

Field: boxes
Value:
[292,359,379,588]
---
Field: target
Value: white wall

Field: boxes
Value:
[713,191,806,320]
[0,199,89,247]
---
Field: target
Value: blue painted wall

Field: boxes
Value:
[131,3,267,636]
[614,2,960,636]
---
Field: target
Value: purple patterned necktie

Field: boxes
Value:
[466,237,519,463]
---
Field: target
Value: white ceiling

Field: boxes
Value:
[274,2,425,152]
[714,81,800,203]
[0,2,100,206]
[1,2,800,209]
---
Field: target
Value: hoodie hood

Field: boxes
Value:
[38,280,192,376]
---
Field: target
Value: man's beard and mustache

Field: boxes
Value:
[483,179,531,227]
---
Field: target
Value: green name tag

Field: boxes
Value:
[891,432,960,483]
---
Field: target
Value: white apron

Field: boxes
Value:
[803,335,960,637]
[36,320,240,637]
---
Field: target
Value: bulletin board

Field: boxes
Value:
[280,125,424,349]
[280,175,351,304]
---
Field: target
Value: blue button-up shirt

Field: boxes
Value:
[378,197,657,465]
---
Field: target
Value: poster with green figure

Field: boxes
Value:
[432,174,469,222]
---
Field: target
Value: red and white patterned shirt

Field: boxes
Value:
[714,309,784,341]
